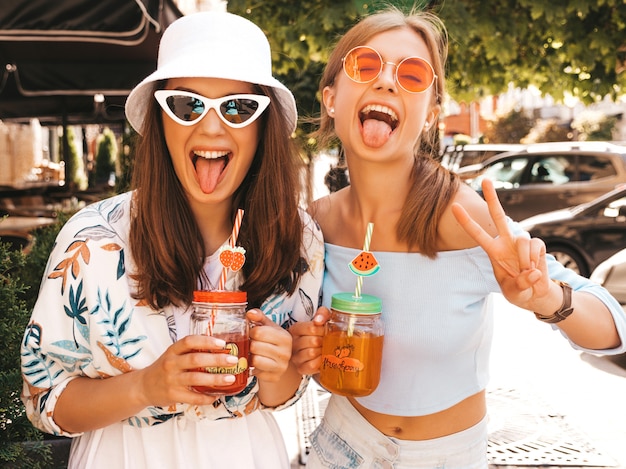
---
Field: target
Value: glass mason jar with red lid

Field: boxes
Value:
[190,290,249,395]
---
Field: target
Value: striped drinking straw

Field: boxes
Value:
[218,208,245,290]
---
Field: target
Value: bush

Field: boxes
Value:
[0,243,51,468]
[0,216,68,468]
[19,214,70,312]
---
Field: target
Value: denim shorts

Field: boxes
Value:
[307,395,488,469]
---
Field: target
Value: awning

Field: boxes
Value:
[0,0,183,125]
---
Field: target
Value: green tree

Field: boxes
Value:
[482,109,535,143]
[94,128,118,187]
[442,0,626,104]
[227,0,626,108]
[115,124,138,194]
[60,126,87,191]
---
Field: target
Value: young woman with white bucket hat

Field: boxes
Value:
[21,11,323,468]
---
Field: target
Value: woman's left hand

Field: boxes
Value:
[451,178,553,311]
[246,309,292,383]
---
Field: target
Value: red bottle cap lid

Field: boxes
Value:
[193,290,247,304]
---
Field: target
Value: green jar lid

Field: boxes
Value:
[331,292,382,314]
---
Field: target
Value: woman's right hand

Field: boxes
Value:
[137,334,241,407]
[55,334,239,433]
[289,306,331,375]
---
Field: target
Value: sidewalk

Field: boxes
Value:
[276,293,626,468]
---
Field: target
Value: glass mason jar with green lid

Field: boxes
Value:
[320,292,384,397]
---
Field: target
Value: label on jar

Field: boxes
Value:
[204,340,249,375]
[320,331,383,397]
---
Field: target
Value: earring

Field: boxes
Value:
[328,107,335,116]
[424,121,430,130]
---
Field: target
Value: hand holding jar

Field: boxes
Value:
[190,290,250,395]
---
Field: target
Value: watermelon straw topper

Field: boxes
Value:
[349,251,380,277]
[349,222,380,298]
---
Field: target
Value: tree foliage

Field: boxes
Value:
[227,0,625,112]
[442,0,626,104]
[94,128,118,186]
[482,109,534,143]
[0,242,52,468]
[59,126,87,191]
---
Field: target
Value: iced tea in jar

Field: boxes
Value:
[320,293,384,397]
[190,290,249,395]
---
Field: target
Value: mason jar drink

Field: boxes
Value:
[190,290,249,395]
[320,293,384,397]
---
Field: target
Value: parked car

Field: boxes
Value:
[590,248,626,304]
[458,141,626,221]
[439,143,527,172]
[519,186,626,277]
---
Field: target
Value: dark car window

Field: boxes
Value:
[473,157,529,189]
[577,155,617,182]
[529,156,572,185]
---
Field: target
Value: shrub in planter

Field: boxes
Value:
[0,242,52,468]
[1,215,71,468]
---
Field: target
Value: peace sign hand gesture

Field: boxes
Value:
[452,178,554,311]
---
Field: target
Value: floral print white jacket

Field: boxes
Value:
[21,192,324,437]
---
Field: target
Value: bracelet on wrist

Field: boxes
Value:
[533,280,574,324]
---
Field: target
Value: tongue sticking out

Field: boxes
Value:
[195,156,227,194]
[362,118,393,148]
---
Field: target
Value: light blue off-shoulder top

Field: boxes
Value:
[321,221,626,417]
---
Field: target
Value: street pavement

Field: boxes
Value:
[275,293,626,468]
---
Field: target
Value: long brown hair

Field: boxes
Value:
[316,7,459,257]
[129,84,304,309]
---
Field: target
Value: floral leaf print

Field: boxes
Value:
[101,243,122,252]
[22,323,66,389]
[49,340,91,355]
[270,289,314,329]
[63,281,89,347]
[70,198,123,222]
[22,353,64,390]
[105,200,125,224]
[282,311,297,329]
[94,287,147,364]
[261,292,287,325]
[165,310,176,342]
[47,349,92,373]
[117,248,125,279]
[126,409,180,428]
[75,225,117,241]
[299,288,314,319]
[48,240,90,294]
[75,319,90,343]
[23,321,43,348]
[97,341,133,373]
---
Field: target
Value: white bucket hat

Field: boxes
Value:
[125,11,297,134]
